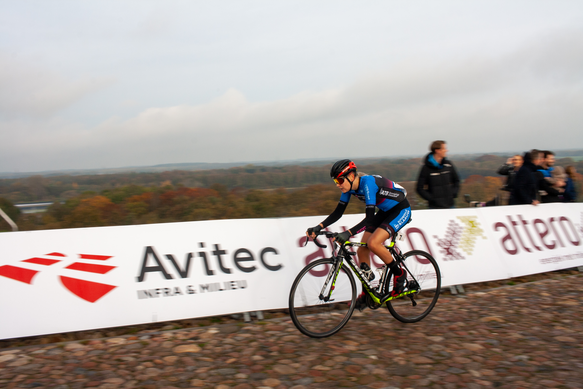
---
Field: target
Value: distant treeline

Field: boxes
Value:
[3,184,363,231]
[1,154,581,232]
[3,154,582,204]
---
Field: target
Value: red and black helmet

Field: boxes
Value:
[330,159,357,179]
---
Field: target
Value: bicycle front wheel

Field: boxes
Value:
[386,250,441,323]
[289,258,357,338]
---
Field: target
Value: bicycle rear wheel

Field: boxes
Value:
[289,258,357,338]
[386,250,441,323]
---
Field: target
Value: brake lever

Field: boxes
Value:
[303,234,328,248]
[313,237,327,248]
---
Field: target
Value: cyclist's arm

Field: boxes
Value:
[346,204,375,236]
[320,200,348,228]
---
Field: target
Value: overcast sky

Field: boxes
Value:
[1,1,583,173]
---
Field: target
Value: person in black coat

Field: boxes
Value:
[563,166,578,202]
[498,155,523,192]
[510,149,542,205]
[416,140,460,209]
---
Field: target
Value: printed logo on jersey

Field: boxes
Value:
[379,188,400,198]
[0,252,117,303]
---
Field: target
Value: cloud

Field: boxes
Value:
[0,53,113,119]
[1,27,583,172]
[132,7,173,40]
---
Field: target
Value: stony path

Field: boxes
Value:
[1,274,582,389]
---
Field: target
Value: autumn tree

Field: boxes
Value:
[459,175,504,205]
[64,195,124,228]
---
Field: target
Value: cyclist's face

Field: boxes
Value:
[334,173,353,192]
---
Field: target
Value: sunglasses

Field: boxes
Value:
[334,176,348,185]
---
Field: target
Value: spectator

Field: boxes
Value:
[497,154,523,205]
[540,166,566,203]
[416,140,460,209]
[537,151,556,202]
[510,149,542,205]
[539,151,555,176]
[563,166,578,202]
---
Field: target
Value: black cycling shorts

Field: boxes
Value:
[365,199,411,236]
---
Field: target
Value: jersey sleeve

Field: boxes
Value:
[320,197,349,228]
[339,191,351,204]
[348,205,376,236]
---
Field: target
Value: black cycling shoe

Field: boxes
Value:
[390,267,407,297]
[353,292,368,312]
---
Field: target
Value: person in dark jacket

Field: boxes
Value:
[537,150,556,203]
[563,166,578,202]
[510,149,542,205]
[416,140,460,209]
[539,165,566,203]
[488,154,524,206]
[498,155,523,192]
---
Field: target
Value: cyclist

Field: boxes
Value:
[306,159,412,311]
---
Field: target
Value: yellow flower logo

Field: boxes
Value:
[456,216,487,255]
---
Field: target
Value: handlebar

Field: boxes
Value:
[304,231,358,258]
[305,228,405,249]
[304,231,338,248]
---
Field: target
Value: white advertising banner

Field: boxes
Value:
[1,203,582,339]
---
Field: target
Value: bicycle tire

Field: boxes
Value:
[289,258,357,338]
[386,250,441,323]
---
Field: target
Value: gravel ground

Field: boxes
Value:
[1,269,582,389]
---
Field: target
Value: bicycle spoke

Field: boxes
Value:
[289,258,356,338]
[385,250,441,323]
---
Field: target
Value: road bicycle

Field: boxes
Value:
[289,229,441,338]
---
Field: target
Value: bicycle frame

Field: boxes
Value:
[315,234,420,307]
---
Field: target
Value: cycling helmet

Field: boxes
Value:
[330,159,357,179]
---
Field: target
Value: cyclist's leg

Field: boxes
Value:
[367,203,412,264]
[375,204,411,256]
[369,203,411,296]
[357,210,391,266]
[356,231,372,267]
[367,228,393,264]
[355,218,385,311]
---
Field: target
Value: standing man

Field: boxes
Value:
[539,151,555,176]
[497,154,523,205]
[510,149,542,205]
[416,140,460,209]
[498,155,523,192]
[537,151,555,203]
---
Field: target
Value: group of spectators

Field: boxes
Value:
[502,149,577,205]
[414,141,578,209]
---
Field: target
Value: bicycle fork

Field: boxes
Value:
[318,260,343,302]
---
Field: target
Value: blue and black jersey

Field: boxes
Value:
[339,175,407,212]
[320,175,410,236]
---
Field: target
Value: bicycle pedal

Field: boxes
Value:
[408,280,420,291]
[408,294,417,307]
[365,294,381,309]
